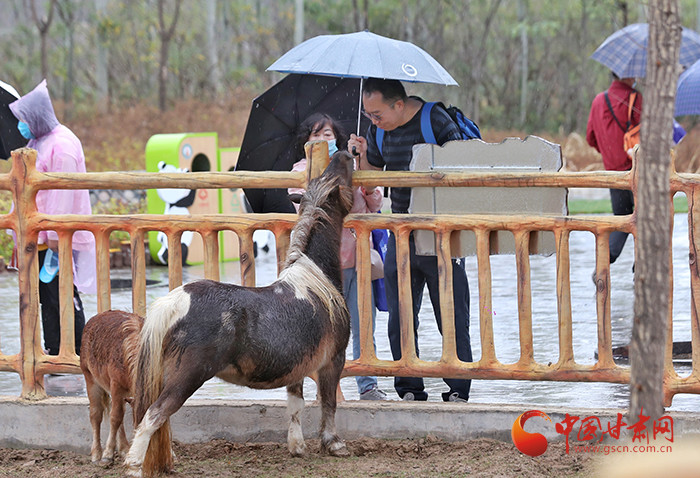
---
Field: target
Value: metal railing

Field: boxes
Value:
[0,144,697,406]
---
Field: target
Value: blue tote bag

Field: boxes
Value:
[371,228,389,312]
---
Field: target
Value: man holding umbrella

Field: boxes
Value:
[586,72,642,270]
[349,78,473,403]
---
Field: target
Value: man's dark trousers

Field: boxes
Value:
[385,232,472,401]
[609,188,635,263]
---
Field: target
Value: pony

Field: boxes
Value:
[80,310,144,464]
[124,151,355,477]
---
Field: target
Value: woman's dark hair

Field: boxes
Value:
[295,113,348,158]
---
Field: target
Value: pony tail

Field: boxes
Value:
[133,288,190,475]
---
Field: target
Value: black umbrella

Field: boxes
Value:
[236,73,370,213]
[0,80,27,160]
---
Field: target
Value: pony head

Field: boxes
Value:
[304,150,354,216]
[286,151,354,267]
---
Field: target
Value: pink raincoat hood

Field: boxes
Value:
[9,79,60,138]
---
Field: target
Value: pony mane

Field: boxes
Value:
[278,254,348,328]
[285,175,352,267]
[121,314,143,384]
[279,171,352,329]
[138,288,191,393]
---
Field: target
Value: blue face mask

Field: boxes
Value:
[17,121,35,140]
[327,139,338,156]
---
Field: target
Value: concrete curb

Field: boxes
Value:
[2,397,699,454]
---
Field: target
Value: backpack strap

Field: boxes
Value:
[376,101,438,156]
[420,101,437,144]
[604,92,625,133]
[376,127,385,156]
[626,92,637,130]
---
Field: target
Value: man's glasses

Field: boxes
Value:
[362,100,398,122]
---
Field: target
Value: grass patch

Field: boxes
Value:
[567,194,688,215]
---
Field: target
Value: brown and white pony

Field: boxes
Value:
[80,310,143,464]
[124,151,355,477]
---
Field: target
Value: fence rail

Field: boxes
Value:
[0,145,697,406]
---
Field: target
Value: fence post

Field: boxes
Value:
[304,140,330,183]
[11,148,46,400]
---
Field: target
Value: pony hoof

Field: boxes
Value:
[288,441,307,457]
[328,441,350,457]
[124,464,142,478]
[99,456,114,465]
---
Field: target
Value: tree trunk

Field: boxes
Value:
[617,0,629,26]
[629,0,681,423]
[56,1,76,118]
[518,0,528,127]
[94,0,109,113]
[30,0,56,81]
[352,0,368,31]
[470,0,503,125]
[206,0,221,97]
[294,0,303,45]
[157,0,182,112]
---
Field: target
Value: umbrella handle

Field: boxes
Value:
[352,146,359,157]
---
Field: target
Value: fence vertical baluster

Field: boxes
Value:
[239,229,255,287]
[436,229,457,364]
[56,231,75,358]
[475,228,497,365]
[554,228,574,366]
[356,224,374,364]
[514,230,534,367]
[594,231,614,368]
[131,229,147,317]
[203,230,219,281]
[166,231,183,289]
[396,227,417,364]
[95,230,111,313]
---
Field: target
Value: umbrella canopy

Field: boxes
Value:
[591,23,700,79]
[0,80,28,160]
[267,30,458,86]
[236,73,370,213]
[676,59,700,116]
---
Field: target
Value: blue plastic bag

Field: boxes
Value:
[39,248,59,283]
[371,228,389,312]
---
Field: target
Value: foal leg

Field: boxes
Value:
[317,354,349,457]
[102,384,128,463]
[286,381,306,456]
[116,422,129,458]
[84,374,106,463]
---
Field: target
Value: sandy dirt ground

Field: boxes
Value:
[0,436,599,477]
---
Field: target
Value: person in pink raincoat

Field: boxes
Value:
[288,113,388,400]
[9,79,96,356]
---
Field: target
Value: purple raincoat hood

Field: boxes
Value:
[9,79,60,138]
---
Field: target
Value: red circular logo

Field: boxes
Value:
[511,410,551,457]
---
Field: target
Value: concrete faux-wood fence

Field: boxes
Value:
[0,138,697,408]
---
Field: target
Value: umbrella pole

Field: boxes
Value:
[356,77,363,135]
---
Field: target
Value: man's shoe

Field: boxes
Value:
[446,392,468,403]
[402,392,415,401]
[359,385,388,401]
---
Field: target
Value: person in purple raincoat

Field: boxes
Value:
[9,79,96,356]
